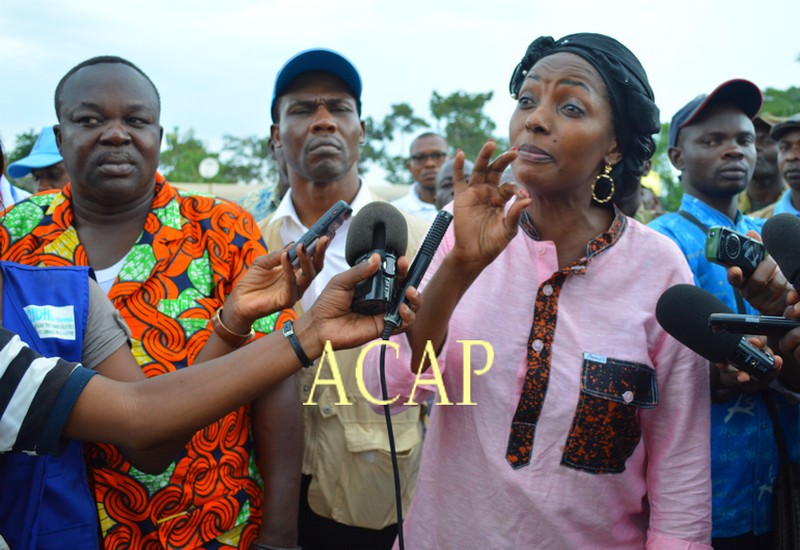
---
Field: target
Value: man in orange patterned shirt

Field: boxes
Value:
[0,56,302,549]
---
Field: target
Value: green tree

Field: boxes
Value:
[430,91,506,161]
[651,122,682,212]
[220,134,276,184]
[159,128,226,183]
[362,92,507,184]
[761,86,800,117]
[362,103,429,184]
[5,129,40,168]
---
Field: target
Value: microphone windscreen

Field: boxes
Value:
[763,213,800,289]
[344,202,408,266]
[655,284,741,362]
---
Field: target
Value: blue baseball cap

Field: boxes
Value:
[7,127,63,178]
[668,79,763,148]
[270,48,362,122]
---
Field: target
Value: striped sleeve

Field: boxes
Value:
[0,327,97,455]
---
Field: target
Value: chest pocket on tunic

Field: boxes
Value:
[561,353,658,474]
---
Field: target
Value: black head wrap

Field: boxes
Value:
[509,33,660,207]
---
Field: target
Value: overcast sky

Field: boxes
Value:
[1,0,798,159]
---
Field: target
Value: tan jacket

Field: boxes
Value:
[259,191,428,529]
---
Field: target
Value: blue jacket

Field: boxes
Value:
[0,262,98,549]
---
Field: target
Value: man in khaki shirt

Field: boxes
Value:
[259,48,427,549]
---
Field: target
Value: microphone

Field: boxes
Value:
[762,212,800,292]
[345,202,408,315]
[383,210,453,332]
[656,284,775,379]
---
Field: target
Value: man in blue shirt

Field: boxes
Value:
[769,115,800,218]
[650,80,797,550]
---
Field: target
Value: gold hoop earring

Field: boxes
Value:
[592,164,615,204]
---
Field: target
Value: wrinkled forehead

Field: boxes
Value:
[526,52,605,84]
[526,52,606,94]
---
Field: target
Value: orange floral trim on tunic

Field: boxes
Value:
[506,209,627,470]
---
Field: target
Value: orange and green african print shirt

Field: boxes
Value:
[0,176,289,549]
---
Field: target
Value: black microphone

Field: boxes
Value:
[656,284,775,379]
[345,202,408,315]
[383,210,453,332]
[762,212,800,292]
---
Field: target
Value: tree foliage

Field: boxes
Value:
[158,127,226,183]
[430,90,506,160]
[361,103,429,184]
[220,134,276,184]
[762,86,800,117]
[651,122,682,212]
[363,91,506,184]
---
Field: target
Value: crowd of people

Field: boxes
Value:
[2,31,800,550]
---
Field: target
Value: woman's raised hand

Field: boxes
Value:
[450,140,531,272]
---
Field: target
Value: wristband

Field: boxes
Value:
[211,307,254,347]
[282,320,314,368]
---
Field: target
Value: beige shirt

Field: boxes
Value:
[260,187,428,529]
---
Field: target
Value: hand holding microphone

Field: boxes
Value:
[345,203,450,337]
[726,220,791,316]
[762,214,800,381]
[345,203,409,315]
[656,284,780,392]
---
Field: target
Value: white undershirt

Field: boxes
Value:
[93,255,128,294]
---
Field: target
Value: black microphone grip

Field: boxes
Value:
[730,338,775,378]
[384,210,453,331]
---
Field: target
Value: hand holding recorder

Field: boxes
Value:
[657,284,780,393]
[221,201,352,337]
[705,226,790,316]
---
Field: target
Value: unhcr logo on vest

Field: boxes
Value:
[23,304,76,340]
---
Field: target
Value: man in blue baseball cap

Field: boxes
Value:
[7,127,69,191]
[260,48,427,550]
[651,79,797,548]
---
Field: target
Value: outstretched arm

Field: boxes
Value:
[61,253,418,448]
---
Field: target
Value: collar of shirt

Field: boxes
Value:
[270,179,372,233]
[773,189,800,217]
[680,194,743,228]
[519,206,627,275]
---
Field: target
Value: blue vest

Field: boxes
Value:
[0,262,98,549]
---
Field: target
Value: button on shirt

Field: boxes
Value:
[649,194,800,538]
[368,210,712,549]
